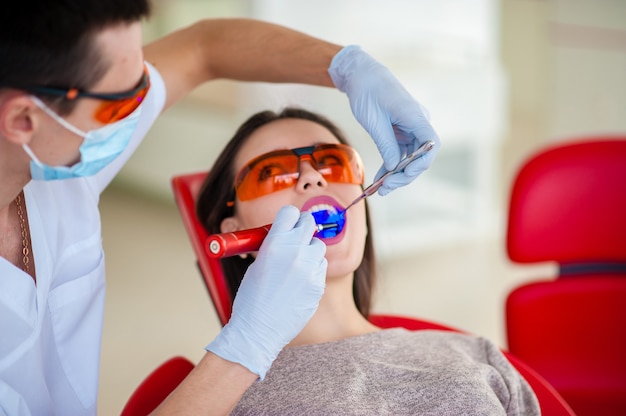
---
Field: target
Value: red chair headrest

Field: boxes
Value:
[507,138,626,265]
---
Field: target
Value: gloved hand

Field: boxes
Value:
[205,206,327,379]
[328,45,440,195]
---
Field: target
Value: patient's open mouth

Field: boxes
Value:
[307,204,346,239]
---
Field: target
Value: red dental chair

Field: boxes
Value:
[166,171,573,415]
[505,137,626,416]
[121,170,575,415]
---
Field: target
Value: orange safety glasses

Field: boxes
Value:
[234,143,365,201]
[17,64,150,124]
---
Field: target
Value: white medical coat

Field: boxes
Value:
[0,64,166,415]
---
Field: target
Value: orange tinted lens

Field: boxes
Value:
[234,144,364,201]
[94,86,149,124]
[235,152,300,201]
[313,145,364,185]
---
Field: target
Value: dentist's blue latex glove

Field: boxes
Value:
[329,45,440,196]
[205,206,327,380]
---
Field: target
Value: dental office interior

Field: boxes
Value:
[98,0,626,413]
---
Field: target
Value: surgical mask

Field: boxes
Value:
[23,96,142,180]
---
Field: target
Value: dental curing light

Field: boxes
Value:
[206,223,337,258]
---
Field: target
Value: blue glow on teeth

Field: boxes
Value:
[311,209,346,238]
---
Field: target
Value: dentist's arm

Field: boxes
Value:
[143,18,340,110]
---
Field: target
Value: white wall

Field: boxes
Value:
[121,0,508,258]
[548,0,626,140]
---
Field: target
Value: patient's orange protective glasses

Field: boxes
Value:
[18,64,150,124]
[234,143,365,201]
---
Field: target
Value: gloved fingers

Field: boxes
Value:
[293,211,318,243]
[378,175,400,196]
[267,205,301,234]
[377,186,392,197]
[392,125,416,145]
[403,148,437,177]
[288,242,326,303]
[416,100,432,122]
[307,237,328,267]
[404,126,440,181]
[409,121,441,152]
[277,236,327,281]
[377,172,418,196]
[298,256,326,309]
[373,152,431,196]
[362,110,402,171]
[366,106,439,174]
[371,123,440,194]
[267,206,317,242]
[372,163,390,184]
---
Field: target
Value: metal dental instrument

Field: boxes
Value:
[341,139,435,213]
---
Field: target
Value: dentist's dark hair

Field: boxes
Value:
[0,0,151,115]
[196,107,377,318]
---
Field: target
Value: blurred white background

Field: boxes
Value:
[98,0,626,413]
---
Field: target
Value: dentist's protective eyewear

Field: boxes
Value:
[19,64,150,124]
[234,143,365,201]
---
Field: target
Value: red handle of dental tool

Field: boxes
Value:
[206,225,271,258]
[205,222,337,258]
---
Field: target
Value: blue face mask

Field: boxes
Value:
[23,96,142,181]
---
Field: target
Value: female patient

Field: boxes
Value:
[196,108,540,415]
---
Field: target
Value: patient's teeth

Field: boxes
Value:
[307,204,338,215]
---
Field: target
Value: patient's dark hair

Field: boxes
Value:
[0,0,151,115]
[196,107,377,318]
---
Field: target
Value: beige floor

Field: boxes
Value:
[97,184,556,415]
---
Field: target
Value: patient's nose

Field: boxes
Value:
[297,160,328,191]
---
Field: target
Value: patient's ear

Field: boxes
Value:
[220,217,240,233]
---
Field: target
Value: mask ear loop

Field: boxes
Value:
[30,96,87,138]
[22,143,44,167]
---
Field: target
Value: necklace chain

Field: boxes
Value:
[15,193,30,273]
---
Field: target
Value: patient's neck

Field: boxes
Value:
[288,273,379,347]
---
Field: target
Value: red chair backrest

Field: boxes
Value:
[506,137,626,416]
[171,171,575,416]
[121,356,194,416]
[172,172,232,326]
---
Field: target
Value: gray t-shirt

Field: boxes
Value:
[232,329,540,415]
